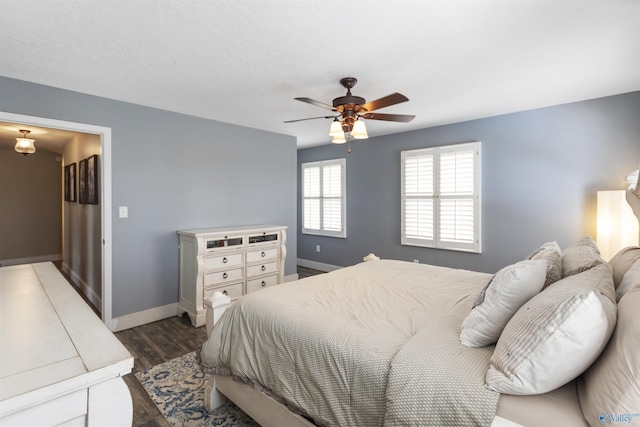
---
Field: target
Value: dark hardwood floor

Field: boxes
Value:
[115,266,325,426]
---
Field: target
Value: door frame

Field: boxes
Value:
[0,111,114,329]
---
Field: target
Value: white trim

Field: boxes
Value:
[284,273,299,282]
[0,111,114,330]
[61,263,102,309]
[111,303,179,332]
[296,258,342,272]
[0,254,62,267]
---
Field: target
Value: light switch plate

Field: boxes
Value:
[119,206,128,218]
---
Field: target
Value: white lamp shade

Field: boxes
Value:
[597,190,640,261]
[331,133,346,144]
[15,137,36,155]
[329,120,343,137]
[351,119,368,139]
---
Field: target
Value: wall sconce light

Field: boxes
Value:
[15,129,36,156]
[597,190,640,261]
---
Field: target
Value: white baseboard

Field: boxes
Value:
[297,258,342,272]
[0,253,62,267]
[284,273,299,282]
[61,264,102,309]
[111,303,179,332]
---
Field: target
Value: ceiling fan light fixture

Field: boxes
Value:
[351,119,368,139]
[331,133,346,144]
[329,119,343,137]
[15,129,36,156]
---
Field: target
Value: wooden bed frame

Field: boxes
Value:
[203,292,314,427]
[201,287,539,427]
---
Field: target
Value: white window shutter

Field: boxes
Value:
[402,142,481,252]
[302,159,346,238]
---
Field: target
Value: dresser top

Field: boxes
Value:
[177,224,286,237]
[0,263,133,412]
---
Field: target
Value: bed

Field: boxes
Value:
[200,241,640,427]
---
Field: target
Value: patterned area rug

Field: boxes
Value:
[136,352,259,427]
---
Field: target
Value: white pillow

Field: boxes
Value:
[578,285,640,427]
[616,259,640,302]
[526,241,562,288]
[460,260,546,347]
[486,263,617,395]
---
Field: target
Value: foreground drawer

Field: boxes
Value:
[246,274,279,293]
[204,282,243,300]
[204,268,244,286]
[246,261,278,278]
[204,252,244,270]
[246,247,278,263]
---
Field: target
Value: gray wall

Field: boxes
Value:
[0,146,62,263]
[63,133,102,308]
[297,92,640,274]
[0,76,297,318]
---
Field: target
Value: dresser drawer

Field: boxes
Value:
[204,267,244,286]
[246,261,278,278]
[204,252,243,270]
[246,274,279,293]
[204,282,243,300]
[246,247,278,263]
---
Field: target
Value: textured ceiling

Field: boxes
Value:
[1,1,639,149]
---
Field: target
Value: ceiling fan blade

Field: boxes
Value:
[361,112,415,122]
[360,93,409,112]
[284,115,336,123]
[295,97,337,111]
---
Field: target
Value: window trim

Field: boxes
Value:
[401,141,481,253]
[301,158,347,238]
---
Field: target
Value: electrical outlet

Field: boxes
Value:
[316,245,321,253]
[413,259,419,263]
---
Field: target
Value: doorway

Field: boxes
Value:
[0,111,114,330]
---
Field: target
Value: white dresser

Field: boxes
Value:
[0,263,134,427]
[177,224,287,327]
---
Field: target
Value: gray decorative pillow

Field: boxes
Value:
[616,259,640,302]
[608,246,640,288]
[526,241,562,287]
[561,236,605,278]
[578,279,640,427]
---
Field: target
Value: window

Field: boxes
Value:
[401,141,481,252]
[302,158,346,238]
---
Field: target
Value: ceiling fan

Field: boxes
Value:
[284,77,415,145]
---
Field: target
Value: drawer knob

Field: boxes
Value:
[261,265,266,271]
[261,251,266,257]
[222,290,228,295]
[261,281,266,287]
[223,272,228,279]
[223,257,228,263]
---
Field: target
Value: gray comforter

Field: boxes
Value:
[201,259,500,426]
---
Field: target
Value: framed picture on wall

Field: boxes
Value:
[86,154,99,205]
[79,159,87,204]
[64,163,77,202]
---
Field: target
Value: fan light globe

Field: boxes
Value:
[329,120,343,137]
[351,119,368,139]
[331,133,346,144]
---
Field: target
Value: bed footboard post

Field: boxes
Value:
[204,291,232,337]
[203,292,232,411]
[205,374,226,411]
